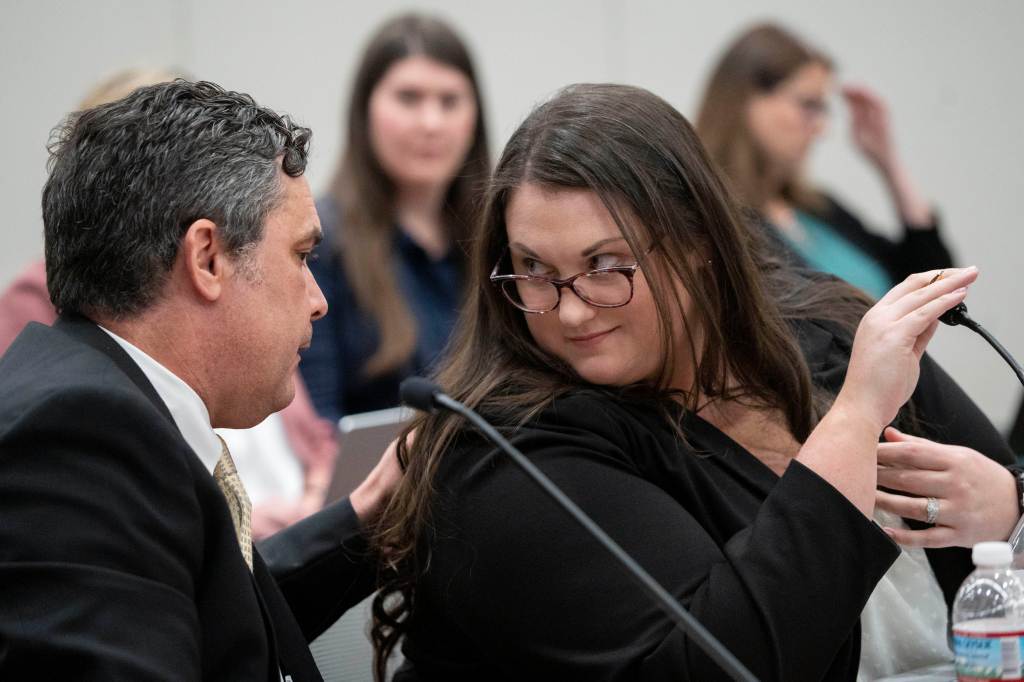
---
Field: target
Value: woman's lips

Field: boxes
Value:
[566,328,617,346]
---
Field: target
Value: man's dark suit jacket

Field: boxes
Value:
[0,316,376,680]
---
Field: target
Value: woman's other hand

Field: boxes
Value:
[836,267,977,433]
[349,430,410,526]
[876,427,1019,548]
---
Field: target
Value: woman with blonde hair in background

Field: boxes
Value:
[696,23,954,299]
[300,12,490,422]
[0,67,181,353]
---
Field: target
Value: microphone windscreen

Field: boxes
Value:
[939,302,968,326]
[399,377,441,412]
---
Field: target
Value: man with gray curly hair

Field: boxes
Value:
[0,80,399,681]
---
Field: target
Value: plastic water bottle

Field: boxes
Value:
[953,541,1024,681]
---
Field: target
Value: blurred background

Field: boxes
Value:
[3,0,1023,430]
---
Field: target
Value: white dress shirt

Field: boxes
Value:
[99,326,221,473]
[218,416,304,506]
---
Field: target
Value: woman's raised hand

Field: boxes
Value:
[836,267,977,434]
[842,84,895,172]
[842,83,934,227]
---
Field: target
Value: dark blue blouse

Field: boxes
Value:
[300,198,464,423]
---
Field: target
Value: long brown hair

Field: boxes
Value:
[329,13,490,377]
[370,83,871,678]
[696,23,832,211]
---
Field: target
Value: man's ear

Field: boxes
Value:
[181,219,226,302]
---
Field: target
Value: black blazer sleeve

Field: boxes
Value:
[813,194,955,284]
[259,497,377,641]
[413,394,899,681]
[0,386,206,680]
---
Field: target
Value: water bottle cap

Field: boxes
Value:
[973,541,1013,566]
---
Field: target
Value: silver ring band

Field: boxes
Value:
[925,497,940,525]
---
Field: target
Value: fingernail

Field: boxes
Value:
[882,527,896,538]
[954,287,967,294]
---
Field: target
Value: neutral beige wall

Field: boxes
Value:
[4,0,1023,429]
[1,0,186,282]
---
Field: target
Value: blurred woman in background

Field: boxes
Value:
[696,23,954,299]
[301,12,491,422]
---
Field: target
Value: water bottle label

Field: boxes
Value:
[953,628,1024,680]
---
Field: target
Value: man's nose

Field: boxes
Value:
[307,268,328,321]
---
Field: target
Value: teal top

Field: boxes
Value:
[786,210,893,299]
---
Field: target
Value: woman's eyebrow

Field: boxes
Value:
[581,237,627,257]
[509,236,628,260]
[508,242,541,259]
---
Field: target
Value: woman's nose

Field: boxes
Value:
[557,286,597,328]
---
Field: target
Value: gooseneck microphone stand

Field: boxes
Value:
[400,377,759,682]
[940,303,1024,387]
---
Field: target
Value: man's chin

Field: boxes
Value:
[216,384,295,429]
[261,383,297,420]
[276,383,297,412]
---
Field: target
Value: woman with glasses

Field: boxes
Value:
[369,83,1019,680]
[300,13,490,422]
[696,23,953,300]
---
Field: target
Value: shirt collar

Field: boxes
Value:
[99,326,222,474]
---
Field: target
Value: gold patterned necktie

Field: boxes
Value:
[214,435,253,571]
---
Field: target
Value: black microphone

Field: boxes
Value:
[398,377,758,682]
[939,303,1024,387]
[398,376,442,412]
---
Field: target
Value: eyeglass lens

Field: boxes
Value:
[504,270,632,311]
